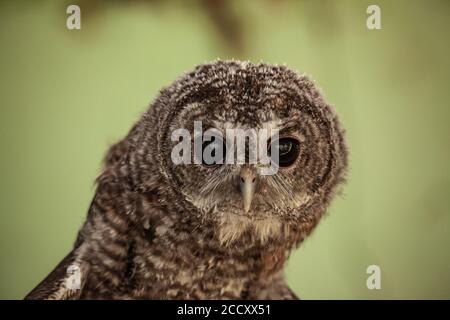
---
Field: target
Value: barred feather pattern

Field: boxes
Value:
[25,60,347,300]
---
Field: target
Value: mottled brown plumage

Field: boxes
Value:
[25,60,348,300]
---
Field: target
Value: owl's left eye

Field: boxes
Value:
[201,137,227,166]
[268,137,300,167]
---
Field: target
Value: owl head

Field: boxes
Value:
[126,60,347,246]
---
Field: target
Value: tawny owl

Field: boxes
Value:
[25,60,348,300]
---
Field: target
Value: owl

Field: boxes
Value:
[25,60,348,300]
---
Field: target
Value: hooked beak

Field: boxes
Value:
[239,166,257,213]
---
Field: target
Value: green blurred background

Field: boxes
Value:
[1,0,449,299]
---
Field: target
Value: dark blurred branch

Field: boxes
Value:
[71,0,252,53]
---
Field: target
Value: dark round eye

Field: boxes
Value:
[201,136,227,166]
[269,137,300,167]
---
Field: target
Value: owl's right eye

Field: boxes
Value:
[201,137,227,166]
[268,137,301,168]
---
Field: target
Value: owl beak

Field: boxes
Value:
[239,166,257,213]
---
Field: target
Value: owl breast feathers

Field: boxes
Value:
[25,60,348,300]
